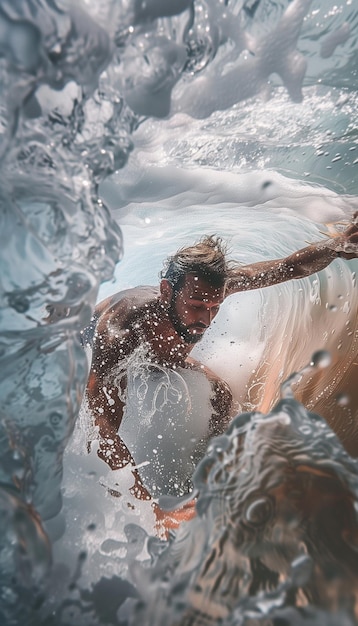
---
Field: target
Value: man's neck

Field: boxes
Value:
[144,299,193,367]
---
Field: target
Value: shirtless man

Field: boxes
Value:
[84,218,358,528]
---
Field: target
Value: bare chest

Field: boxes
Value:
[140,320,188,366]
[132,308,188,367]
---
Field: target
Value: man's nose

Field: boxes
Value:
[200,307,212,326]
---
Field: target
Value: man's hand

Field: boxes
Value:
[153,499,197,538]
[329,211,358,260]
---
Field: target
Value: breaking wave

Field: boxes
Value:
[0,0,357,624]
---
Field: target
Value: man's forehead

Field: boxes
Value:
[182,274,224,300]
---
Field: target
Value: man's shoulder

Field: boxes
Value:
[96,285,159,321]
[83,286,159,350]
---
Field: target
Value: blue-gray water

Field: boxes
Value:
[0,1,357,624]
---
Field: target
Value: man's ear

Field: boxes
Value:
[160,279,172,305]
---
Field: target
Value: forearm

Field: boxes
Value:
[87,374,153,500]
[97,431,152,500]
[226,242,338,294]
[96,418,134,469]
[283,242,339,279]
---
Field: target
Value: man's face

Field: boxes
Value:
[168,274,224,344]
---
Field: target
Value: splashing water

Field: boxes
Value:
[81,343,213,496]
[130,358,358,626]
[0,0,357,624]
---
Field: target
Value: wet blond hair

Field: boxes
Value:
[161,235,233,291]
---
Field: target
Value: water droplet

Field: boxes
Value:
[310,350,331,369]
[336,393,350,407]
[245,497,273,526]
[49,411,62,427]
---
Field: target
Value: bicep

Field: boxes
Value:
[86,314,130,429]
[90,310,131,371]
[225,267,263,294]
[86,366,126,433]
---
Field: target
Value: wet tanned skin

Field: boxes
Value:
[86,276,231,530]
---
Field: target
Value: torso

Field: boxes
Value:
[91,285,192,369]
[85,286,233,496]
[87,287,216,495]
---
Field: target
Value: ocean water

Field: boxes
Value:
[0,0,358,624]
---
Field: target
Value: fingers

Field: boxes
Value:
[337,251,358,260]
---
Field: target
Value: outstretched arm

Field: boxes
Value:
[225,213,358,295]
